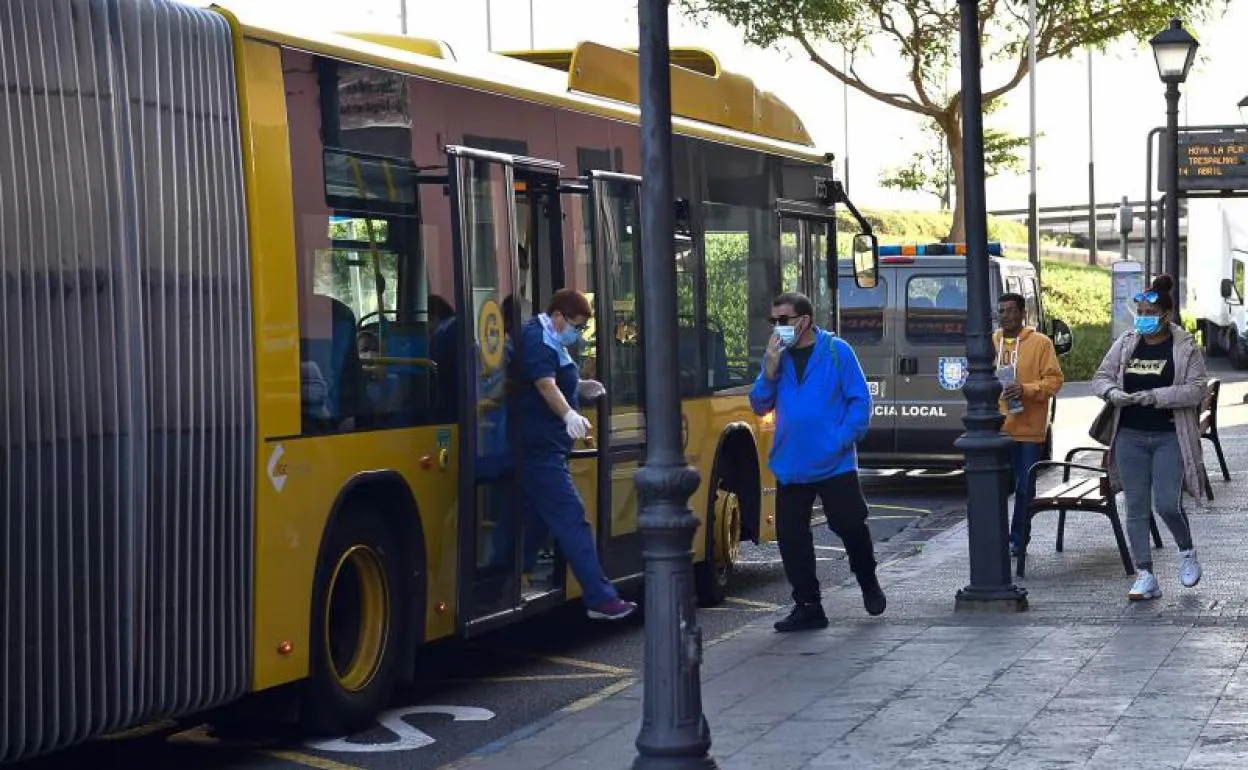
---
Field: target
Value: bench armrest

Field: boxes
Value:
[1062,446,1108,480]
[1027,460,1106,499]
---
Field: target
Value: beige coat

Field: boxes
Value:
[1090,324,1208,499]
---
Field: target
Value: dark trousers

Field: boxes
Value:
[776,470,877,605]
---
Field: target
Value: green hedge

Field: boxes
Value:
[1039,260,1111,382]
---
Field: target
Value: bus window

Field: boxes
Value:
[1236,258,1246,301]
[906,275,967,343]
[704,202,780,390]
[780,217,802,294]
[1023,277,1040,328]
[841,278,888,346]
[288,51,454,434]
[811,221,832,329]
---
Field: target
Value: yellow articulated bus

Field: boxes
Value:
[0,0,878,762]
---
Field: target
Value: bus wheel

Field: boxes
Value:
[695,474,742,607]
[302,506,404,736]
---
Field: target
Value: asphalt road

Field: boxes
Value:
[10,473,969,770]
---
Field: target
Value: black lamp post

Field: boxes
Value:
[632,0,715,768]
[953,0,1028,612]
[1149,18,1199,312]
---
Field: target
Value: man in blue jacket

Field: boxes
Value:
[750,292,885,632]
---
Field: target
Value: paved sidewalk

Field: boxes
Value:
[453,426,1248,770]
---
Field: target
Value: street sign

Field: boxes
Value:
[1177,130,1248,192]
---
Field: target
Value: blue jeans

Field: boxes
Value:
[1009,440,1044,549]
[520,454,618,607]
[1113,427,1193,570]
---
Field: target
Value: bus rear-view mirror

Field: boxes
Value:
[1050,318,1074,356]
[852,233,878,290]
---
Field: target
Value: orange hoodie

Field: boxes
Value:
[992,326,1064,443]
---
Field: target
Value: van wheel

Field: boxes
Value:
[302,505,404,736]
[695,472,742,608]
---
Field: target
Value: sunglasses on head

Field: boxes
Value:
[1134,290,1160,303]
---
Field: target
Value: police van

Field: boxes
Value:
[837,242,1073,468]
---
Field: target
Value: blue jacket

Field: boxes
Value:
[749,329,872,485]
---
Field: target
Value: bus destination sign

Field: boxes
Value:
[1177,130,1248,192]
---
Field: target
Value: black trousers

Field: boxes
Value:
[776,470,877,605]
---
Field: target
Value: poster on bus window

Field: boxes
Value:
[1111,260,1145,341]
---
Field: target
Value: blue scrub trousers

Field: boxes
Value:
[521,453,618,608]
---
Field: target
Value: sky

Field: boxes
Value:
[202,0,1248,213]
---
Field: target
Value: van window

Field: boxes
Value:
[840,278,887,345]
[1236,258,1246,301]
[906,275,967,343]
[1023,277,1040,327]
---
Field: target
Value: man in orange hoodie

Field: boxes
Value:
[994,292,1065,556]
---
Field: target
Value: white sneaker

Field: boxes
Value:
[1129,570,1162,601]
[1179,549,1202,588]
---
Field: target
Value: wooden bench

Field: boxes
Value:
[1201,377,1230,500]
[1015,446,1162,578]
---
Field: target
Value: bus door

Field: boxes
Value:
[446,146,571,634]
[778,206,836,327]
[561,171,646,580]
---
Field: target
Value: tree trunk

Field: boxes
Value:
[944,113,966,243]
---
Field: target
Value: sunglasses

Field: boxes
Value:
[1133,290,1160,303]
[768,314,806,327]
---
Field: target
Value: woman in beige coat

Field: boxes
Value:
[1090,274,1208,601]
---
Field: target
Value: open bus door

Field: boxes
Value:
[445,146,576,635]
[559,171,647,581]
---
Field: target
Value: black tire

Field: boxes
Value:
[1204,323,1227,358]
[695,468,743,608]
[1231,330,1248,370]
[301,505,405,736]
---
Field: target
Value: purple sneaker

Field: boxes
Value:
[587,598,637,621]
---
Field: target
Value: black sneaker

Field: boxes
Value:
[773,601,829,633]
[858,573,887,617]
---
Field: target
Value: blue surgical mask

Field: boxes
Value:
[1134,315,1163,336]
[558,325,581,348]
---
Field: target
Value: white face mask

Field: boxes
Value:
[774,325,797,346]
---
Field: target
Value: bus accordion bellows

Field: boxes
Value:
[0,0,878,761]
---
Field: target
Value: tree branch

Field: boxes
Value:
[790,17,939,117]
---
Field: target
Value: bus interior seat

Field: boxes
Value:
[300,294,363,429]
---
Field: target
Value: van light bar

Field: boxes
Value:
[877,242,1004,258]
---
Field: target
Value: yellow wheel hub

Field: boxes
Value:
[324,545,389,693]
[714,491,742,583]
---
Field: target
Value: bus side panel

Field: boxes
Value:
[0,0,254,762]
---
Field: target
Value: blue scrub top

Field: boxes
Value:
[510,317,580,458]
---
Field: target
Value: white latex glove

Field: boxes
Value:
[1134,390,1158,407]
[1105,388,1137,408]
[563,411,592,440]
[578,379,607,400]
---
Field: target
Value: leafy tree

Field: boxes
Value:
[677,0,1229,240]
[881,117,1030,211]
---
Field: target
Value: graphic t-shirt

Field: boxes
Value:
[1118,335,1176,432]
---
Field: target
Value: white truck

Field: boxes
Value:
[1188,198,1248,368]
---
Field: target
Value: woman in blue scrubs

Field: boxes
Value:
[512,289,637,621]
